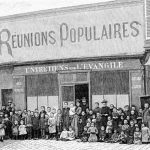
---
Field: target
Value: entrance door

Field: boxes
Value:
[75,84,89,105]
[1,89,13,106]
[61,85,75,107]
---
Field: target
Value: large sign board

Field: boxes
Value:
[0,2,144,63]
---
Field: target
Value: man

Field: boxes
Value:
[143,103,149,124]
[62,102,70,130]
[81,97,88,112]
[93,102,101,115]
[100,99,111,128]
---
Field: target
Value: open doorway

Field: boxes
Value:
[1,89,13,106]
[75,84,89,107]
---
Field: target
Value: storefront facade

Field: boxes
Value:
[0,0,145,110]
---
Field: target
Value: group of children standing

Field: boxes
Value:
[0,99,150,145]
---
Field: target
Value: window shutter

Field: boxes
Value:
[145,0,150,39]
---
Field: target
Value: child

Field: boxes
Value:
[26,110,33,140]
[45,114,49,140]
[111,129,119,143]
[69,103,76,125]
[106,116,113,133]
[0,120,5,142]
[134,127,142,144]
[105,128,112,143]
[99,126,106,142]
[80,126,89,142]
[71,113,79,138]
[118,131,127,144]
[67,126,75,141]
[78,118,83,138]
[3,113,12,139]
[19,120,27,140]
[141,123,150,144]
[56,109,62,139]
[137,108,143,130]
[91,114,96,124]
[87,122,98,142]
[112,107,119,130]
[127,120,135,144]
[130,110,137,121]
[80,111,87,127]
[122,119,129,134]
[32,112,40,140]
[48,112,56,139]
[60,127,69,141]
[39,113,46,139]
[96,112,101,134]
[12,120,19,140]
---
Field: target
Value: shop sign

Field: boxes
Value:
[0,3,144,63]
[13,59,142,75]
[13,76,25,93]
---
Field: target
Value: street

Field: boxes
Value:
[1,140,150,150]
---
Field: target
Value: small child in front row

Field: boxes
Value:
[99,126,106,142]
[67,126,75,141]
[80,126,89,142]
[0,120,5,142]
[12,120,19,140]
[111,129,119,143]
[141,123,150,144]
[19,120,27,140]
[134,127,142,144]
[87,122,98,142]
[60,127,69,141]
[118,131,127,144]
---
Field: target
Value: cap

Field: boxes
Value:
[101,99,108,103]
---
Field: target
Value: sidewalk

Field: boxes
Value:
[1,140,150,150]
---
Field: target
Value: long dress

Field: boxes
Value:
[62,108,70,130]
[87,126,98,142]
[0,124,5,137]
[71,114,79,137]
[142,126,150,143]
[48,117,56,133]
[134,131,142,144]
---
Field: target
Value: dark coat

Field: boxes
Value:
[32,117,39,130]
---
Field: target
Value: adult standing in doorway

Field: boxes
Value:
[143,103,149,125]
[81,97,88,112]
[62,102,70,130]
[100,99,111,129]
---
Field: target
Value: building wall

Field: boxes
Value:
[0,67,13,108]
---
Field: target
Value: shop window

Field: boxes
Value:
[1,89,13,106]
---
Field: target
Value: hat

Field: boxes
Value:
[82,97,86,102]
[101,99,108,103]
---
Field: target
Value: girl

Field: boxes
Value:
[45,114,49,140]
[134,127,142,144]
[112,107,119,130]
[99,126,106,142]
[118,131,127,144]
[48,112,56,139]
[141,123,150,144]
[60,127,69,141]
[32,112,40,140]
[87,122,98,142]
[56,109,62,139]
[69,103,76,126]
[111,129,119,143]
[122,119,129,135]
[12,120,19,140]
[67,126,75,141]
[39,113,46,139]
[19,120,27,140]
[106,116,113,133]
[80,126,88,142]
[0,120,5,142]
[71,112,79,138]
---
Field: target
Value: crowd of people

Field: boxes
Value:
[0,97,150,145]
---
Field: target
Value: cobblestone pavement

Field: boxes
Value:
[1,140,150,150]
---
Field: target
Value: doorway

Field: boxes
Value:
[1,89,13,106]
[75,84,89,105]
